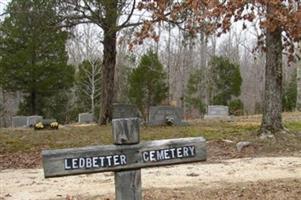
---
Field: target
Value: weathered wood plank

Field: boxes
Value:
[42,137,206,178]
[115,169,142,200]
[112,118,140,145]
[113,118,141,200]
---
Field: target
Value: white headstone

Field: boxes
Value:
[12,116,28,128]
[78,113,94,124]
[204,105,231,120]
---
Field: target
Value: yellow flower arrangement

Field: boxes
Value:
[50,122,59,129]
[35,122,44,129]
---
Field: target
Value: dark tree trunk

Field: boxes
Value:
[260,26,284,135]
[99,2,118,125]
[31,91,37,115]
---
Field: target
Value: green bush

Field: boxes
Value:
[282,71,297,112]
[229,99,244,116]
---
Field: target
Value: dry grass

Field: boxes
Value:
[1,116,301,154]
[0,113,301,169]
[0,121,257,153]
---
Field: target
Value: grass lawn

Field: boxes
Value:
[0,113,301,169]
[0,121,258,153]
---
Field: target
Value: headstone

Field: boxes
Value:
[204,105,231,120]
[113,103,140,119]
[78,113,94,124]
[12,116,28,128]
[42,118,207,200]
[148,106,184,125]
[27,115,43,127]
[41,119,57,124]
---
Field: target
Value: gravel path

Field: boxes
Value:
[1,157,301,200]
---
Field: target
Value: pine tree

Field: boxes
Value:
[209,56,242,105]
[0,0,74,115]
[128,50,168,119]
[185,68,206,114]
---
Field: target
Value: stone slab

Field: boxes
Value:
[204,105,231,120]
[207,105,229,116]
[12,116,28,128]
[113,104,140,119]
[78,113,94,124]
[148,106,184,126]
[27,116,43,127]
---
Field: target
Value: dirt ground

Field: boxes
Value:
[1,156,301,200]
[141,179,301,200]
[1,113,301,199]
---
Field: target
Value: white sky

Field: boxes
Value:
[0,0,8,12]
[0,0,258,63]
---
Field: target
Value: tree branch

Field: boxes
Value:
[119,0,136,28]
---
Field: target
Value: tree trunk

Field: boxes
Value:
[99,2,118,125]
[31,91,37,115]
[0,88,6,127]
[260,26,283,135]
[91,65,95,118]
[296,60,301,111]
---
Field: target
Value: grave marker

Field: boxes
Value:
[112,103,140,119]
[78,113,94,124]
[12,116,28,128]
[42,118,207,200]
[204,105,231,120]
[27,115,43,127]
[148,106,185,125]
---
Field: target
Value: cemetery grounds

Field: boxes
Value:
[0,113,301,200]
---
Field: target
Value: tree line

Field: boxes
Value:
[1,0,301,139]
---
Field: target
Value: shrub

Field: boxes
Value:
[229,99,244,116]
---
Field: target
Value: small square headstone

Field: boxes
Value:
[12,116,28,128]
[27,115,43,127]
[78,113,94,124]
[204,105,231,120]
[148,106,185,126]
[113,104,140,119]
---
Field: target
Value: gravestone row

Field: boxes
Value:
[112,104,186,126]
[77,104,141,124]
[12,115,43,128]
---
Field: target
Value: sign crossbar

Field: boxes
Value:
[42,118,207,200]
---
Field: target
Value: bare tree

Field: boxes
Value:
[67,25,102,116]
[57,0,172,124]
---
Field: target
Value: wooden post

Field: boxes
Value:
[112,118,142,200]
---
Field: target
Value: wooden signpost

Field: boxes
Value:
[42,118,207,200]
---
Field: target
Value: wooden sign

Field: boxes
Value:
[43,137,206,178]
[42,118,207,200]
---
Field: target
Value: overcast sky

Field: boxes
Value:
[0,0,257,62]
[0,0,8,19]
[0,0,8,11]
